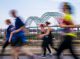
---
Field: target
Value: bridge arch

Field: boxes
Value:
[25,12,63,27]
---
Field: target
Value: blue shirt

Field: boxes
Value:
[14,17,26,43]
[15,17,25,34]
[6,24,15,41]
[15,17,25,30]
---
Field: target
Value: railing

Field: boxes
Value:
[26,26,80,40]
[0,26,80,55]
[0,26,80,40]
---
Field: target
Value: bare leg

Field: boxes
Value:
[21,45,35,59]
[11,47,20,59]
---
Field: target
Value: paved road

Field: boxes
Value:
[0,55,80,59]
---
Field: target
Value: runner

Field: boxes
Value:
[9,10,35,59]
[56,2,79,59]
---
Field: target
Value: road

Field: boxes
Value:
[0,55,80,59]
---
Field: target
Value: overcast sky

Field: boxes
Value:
[0,0,80,29]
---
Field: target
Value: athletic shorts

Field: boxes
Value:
[11,36,27,47]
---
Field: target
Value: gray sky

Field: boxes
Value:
[0,0,80,29]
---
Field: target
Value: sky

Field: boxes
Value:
[0,0,80,29]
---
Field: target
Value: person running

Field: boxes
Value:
[1,19,14,54]
[56,2,79,59]
[45,21,57,51]
[9,10,35,59]
[0,19,15,58]
[38,24,52,57]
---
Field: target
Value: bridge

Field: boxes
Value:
[0,12,80,59]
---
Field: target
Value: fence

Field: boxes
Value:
[0,26,80,40]
[25,26,80,40]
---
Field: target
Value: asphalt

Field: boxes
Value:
[0,55,80,59]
